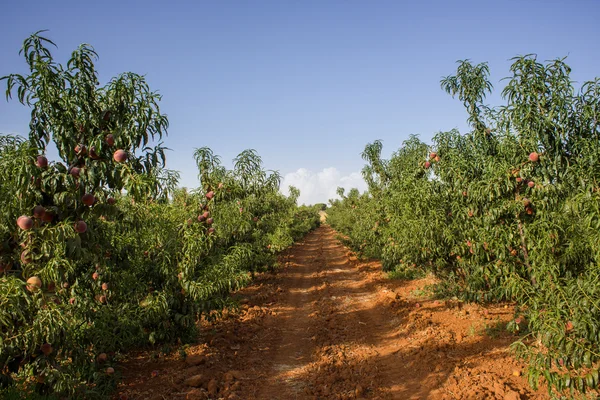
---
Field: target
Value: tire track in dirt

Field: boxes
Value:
[116,226,550,400]
[249,227,327,398]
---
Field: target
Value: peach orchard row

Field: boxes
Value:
[0,33,319,398]
[328,57,600,397]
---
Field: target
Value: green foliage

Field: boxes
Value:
[0,32,319,398]
[328,55,600,396]
[314,203,327,211]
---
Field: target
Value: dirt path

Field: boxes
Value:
[116,226,549,400]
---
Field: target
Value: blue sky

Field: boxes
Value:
[1,0,599,204]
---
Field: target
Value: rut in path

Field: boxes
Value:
[117,226,549,400]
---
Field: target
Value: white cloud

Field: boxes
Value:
[281,167,367,206]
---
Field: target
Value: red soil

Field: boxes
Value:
[115,226,549,400]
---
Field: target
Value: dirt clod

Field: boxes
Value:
[207,379,218,396]
[505,390,521,400]
[184,374,205,387]
[185,354,205,366]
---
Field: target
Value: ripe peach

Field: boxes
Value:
[41,211,54,222]
[33,206,45,219]
[522,198,531,207]
[102,282,109,291]
[82,193,96,206]
[97,353,108,363]
[36,155,48,168]
[74,220,87,233]
[527,181,535,188]
[17,216,34,230]
[205,191,215,200]
[69,297,76,305]
[106,367,115,375]
[40,343,53,356]
[99,295,107,304]
[69,167,81,178]
[429,152,437,159]
[113,149,127,163]
[75,144,86,155]
[208,227,215,235]
[26,276,41,291]
[424,161,431,169]
[206,218,214,225]
[20,252,32,267]
[105,134,115,146]
[566,321,574,331]
[92,272,99,281]
[529,152,539,162]
[107,197,116,205]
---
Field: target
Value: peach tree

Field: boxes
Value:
[0,31,180,397]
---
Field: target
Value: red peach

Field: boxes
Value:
[82,193,96,206]
[36,155,48,168]
[33,206,45,219]
[105,134,115,146]
[26,276,42,291]
[113,149,127,163]
[74,220,87,233]
[69,167,81,178]
[17,215,34,230]
[40,343,53,356]
[529,152,539,162]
